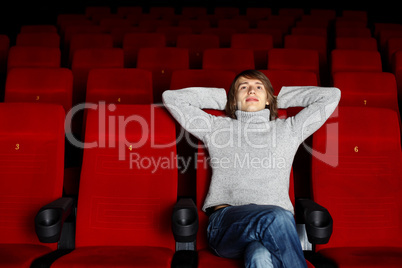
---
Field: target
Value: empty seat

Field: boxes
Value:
[177,19,210,34]
[86,68,153,104]
[331,49,382,75]
[335,37,377,50]
[71,48,124,106]
[387,37,402,69]
[246,7,271,27]
[0,103,66,267]
[257,16,297,35]
[217,19,250,33]
[69,33,114,65]
[50,104,179,268]
[231,33,273,70]
[333,71,399,110]
[267,48,320,85]
[176,34,220,69]
[99,18,132,32]
[170,69,236,92]
[203,48,255,74]
[311,106,402,267]
[122,33,166,68]
[291,27,327,38]
[138,19,173,31]
[156,26,192,46]
[16,32,60,48]
[149,6,175,19]
[137,47,189,103]
[247,28,285,48]
[201,28,236,48]
[7,46,60,71]
[336,27,372,38]
[284,35,327,84]
[5,67,73,112]
[392,51,402,103]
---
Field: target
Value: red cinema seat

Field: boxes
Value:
[5,67,73,112]
[217,19,250,33]
[156,26,192,47]
[330,49,382,75]
[149,6,175,19]
[335,37,378,51]
[7,46,60,71]
[177,20,210,34]
[203,48,255,75]
[176,34,220,69]
[284,35,327,84]
[71,48,124,105]
[16,32,60,48]
[170,69,236,93]
[393,51,402,103]
[195,138,324,268]
[51,104,179,268]
[335,27,372,38]
[0,103,67,267]
[311,106,402,267]
[387,37,402,69]
[122,33,166,68]
[231,33,273,70]
[69,33,113,65]
[137,47,189,103]
[86,68,153,105]
[201,28,236,48]
[71,48,124,137]
[85,6,111,19]
[333,71,399,111]
[267,48,320,85]
[181,7,208,19]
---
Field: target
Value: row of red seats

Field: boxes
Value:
[1,100,401,267]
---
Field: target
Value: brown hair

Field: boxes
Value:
[225,70,278,120]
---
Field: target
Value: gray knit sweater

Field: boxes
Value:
[162,86,341,214]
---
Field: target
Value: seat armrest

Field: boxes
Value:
[172,198,199,243]
[296,198,333,244]
[35,197,74,243]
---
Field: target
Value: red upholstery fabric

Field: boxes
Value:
[5,67,73,112]
[330,49,382,75]
[71,48,124,105]
[312,106,402,267]
[203,48,255,75]
[0,244,55,267]
[7,46,60,71]
[52,246,173,268]
[137,47,189,103]
[69,33,113,64]
[16,32,60,48]
[53,105,177,267]
[0,103,65,266]
[335,37,378,51]
[122,33,166,68]
[86,68,153,105]
[156,26,192,47]
[231,33,273,69]
[177,34,220,69]
[170,69,236,93]
[267,48,320,85]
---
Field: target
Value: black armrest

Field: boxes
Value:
[171,198,199,268]
[35,197,74,243]
[296,198,333,244]
[171,198,198,243]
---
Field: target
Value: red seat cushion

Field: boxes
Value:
[52,246,173,268]
[319,247,402,268]
[0,244,53,267]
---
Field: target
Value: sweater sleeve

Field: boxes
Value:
[162,87,228,141]
[276,86,341,144]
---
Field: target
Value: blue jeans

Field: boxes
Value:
[207,204,308,268]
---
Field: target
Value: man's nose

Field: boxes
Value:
[248,86,255,94]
